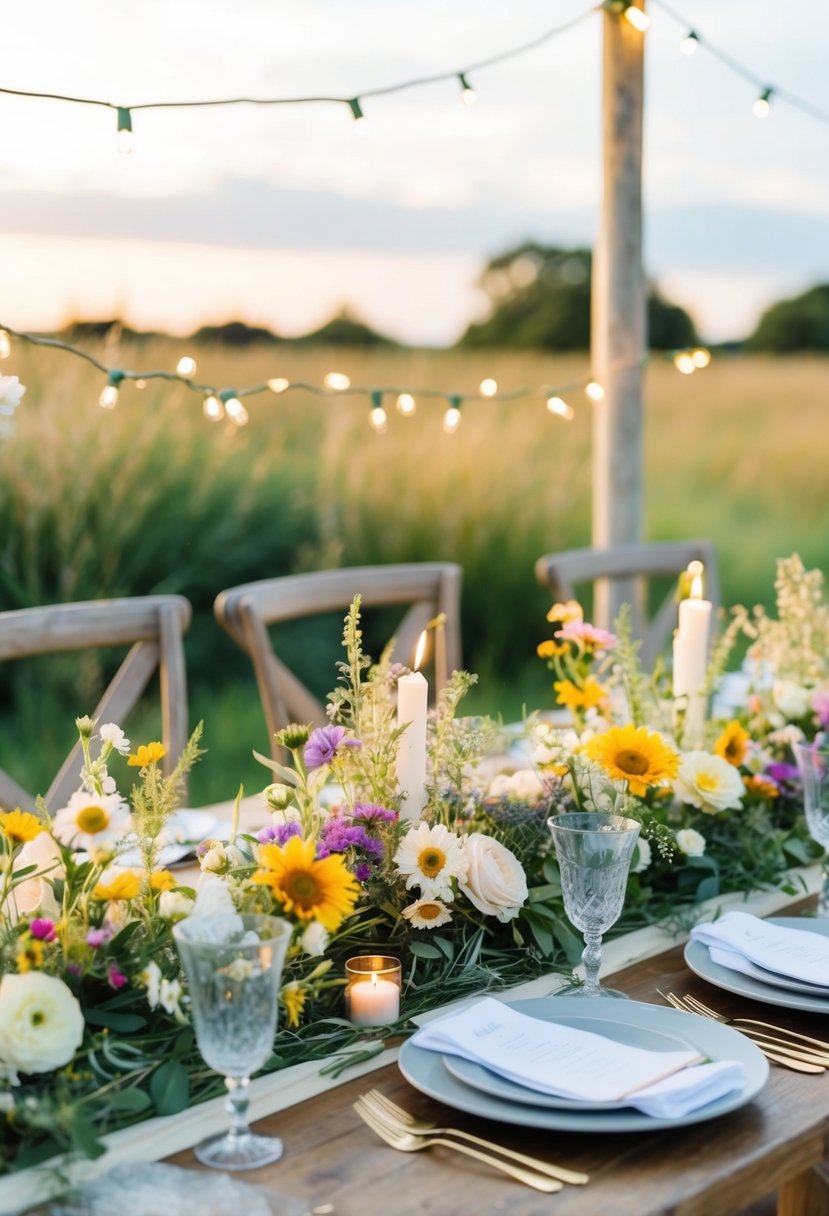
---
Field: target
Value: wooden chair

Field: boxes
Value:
[534,540,719,666]
[214,564,463,751]
[0,596,191,813]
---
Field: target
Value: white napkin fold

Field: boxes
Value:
[690,912,829,988]
[411,997,745,1118]
[707,943,829,996]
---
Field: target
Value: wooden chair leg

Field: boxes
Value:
[778,1162,829,1216]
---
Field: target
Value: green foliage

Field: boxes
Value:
[747,284,829,352]
[457,242,698,351]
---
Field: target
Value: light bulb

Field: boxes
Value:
[225,396,248,425]
[443,405,462,434]
[753,89,772,118]
[324,372,351,391]
[585,380,605,401]
[623,4,650,32]
[99,384,120,409]
[546,396,574,421]
[673,353,696,375]
[680,31,699,55]
[692,348,711,368]
[458,72,476,107]
[479,378,498,397]
[268,377,290,394]
[116,107,133,155]
[369,406,388,433]
[176,355,197,377]
[0,330,10,359]
[203,395,223,421]
[396,392,416,416]
[135,379,147,390]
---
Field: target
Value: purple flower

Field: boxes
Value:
[107,963,128,990]
[766,762,800,786]
[352,802,398,824]
[30,918,56,942]
[354,862,372,882]
[257,821,302,846]
[318,818,383,859]
[66,962,82,978]
[86,927,113,949]
[303,725,361,770]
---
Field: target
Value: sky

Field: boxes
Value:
[0,0,827,346]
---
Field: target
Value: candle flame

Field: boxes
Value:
[370,971,377,988]
[414,631,427,671]
[690,574,703,600]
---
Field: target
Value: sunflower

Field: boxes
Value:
[253,835,360,932]
[393,822,468,900]
[714,720,750,767]
[0,809,44,846]
[554,677,607,713]
[585,724,679,797]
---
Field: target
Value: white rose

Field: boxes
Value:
[632,837,652,873]
[676,828,706,857]
[9,832,62,920]
[488,769,545,803]
[458,833,528,923]
[0,973,84,1074]
[158,890,194,920]
[673,752,745,814]
[772,680,813,721]
[300,921,329,957]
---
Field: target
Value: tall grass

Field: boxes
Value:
[1,338,826,802]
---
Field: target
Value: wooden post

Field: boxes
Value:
[591,1,646,628]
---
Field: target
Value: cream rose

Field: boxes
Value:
[10,832,62,919]
[488,769,545,803]
[673,751,745,814]
[772,680,813,721]
[0,973,85,1074]
[676,828,706,857]
[458,833,528,922]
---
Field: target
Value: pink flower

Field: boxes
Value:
[107,963,128,990]
[556,620,618,651]
[29,918,56,942]
[86,927,113,949]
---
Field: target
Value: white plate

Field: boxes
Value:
[116,810,220,869]
[399,996,768,1133]
[443,1015,694,1110]
[685,917,829,1015]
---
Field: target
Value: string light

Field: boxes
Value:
[679,30,699,55]
[396,392,416,416]
[479,378,498,397]
[622,4,650,33]
[268,377,290,394]
[0,331,10,360]
[443,397,462,434]
[324,371,351,391]
[585,380,605,401]
[98,370,124,409]
[369,391,388,433]
[135,378,147,389]
[673,352,696,375]
[176,355,197,377]
[753,88,773,118]
[458,72,477,106]
[691,348,711,368]
[116,107,133,155]
[203,394,223,421]
[546,395,575,421]
[222,392,248,425]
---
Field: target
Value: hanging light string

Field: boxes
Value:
[0,323,709,432]
[0,6,601,139]
[651,0,829,125]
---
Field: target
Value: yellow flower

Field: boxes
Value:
[150,870,176,892]
[744,774,780,800]
[16,939,45,973]
[93,870,142,902]
[714,720,750,767]
[253,835,359,932]
[546,600,583,625]
[554,677,607,712]
[0,809,44,845]
[127,742,166,768]
[281,982,307,1029]
[537,639,569,659]
[585,724,679,797]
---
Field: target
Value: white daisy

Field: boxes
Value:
[99,723,131,754]
[401,897,453,930]
[393,822,468,900]
[52,788,131,850]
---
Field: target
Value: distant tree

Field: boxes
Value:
[458,242,698,351]
[190,320,279,345]
[747,285,829,352]
[298,307,396,348]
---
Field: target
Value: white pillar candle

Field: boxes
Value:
[672,568,712,698]
[396,634,429,822]
[349,973,401,1026]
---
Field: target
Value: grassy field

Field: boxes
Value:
[1,337,827,804]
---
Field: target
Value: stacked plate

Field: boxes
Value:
[685,916,829,1015]
[398,996,768,1133]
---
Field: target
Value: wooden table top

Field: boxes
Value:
[167,930,829,1216]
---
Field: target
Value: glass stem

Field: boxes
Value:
[225,1075,251,1142]
[582,929,603,995]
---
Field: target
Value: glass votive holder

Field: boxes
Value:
[345,955,402,1027]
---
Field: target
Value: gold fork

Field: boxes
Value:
[353,1100,563,1193]
[661,992,827,1073]
[361,1089,588,1185]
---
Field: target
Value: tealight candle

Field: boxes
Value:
[345,955,402,1027]
[396,632,429,822]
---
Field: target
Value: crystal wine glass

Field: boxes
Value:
[793,741,829,916]
[173,913,292,1170]
[547,811,641,998]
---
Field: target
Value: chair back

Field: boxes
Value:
[215,564,462,751]
[0,596,191,813]
[534,540,719,666]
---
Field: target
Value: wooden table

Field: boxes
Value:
[168,939,829,1216]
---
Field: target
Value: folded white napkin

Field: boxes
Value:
[690,912,829,988]
[411,997,745,1117]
